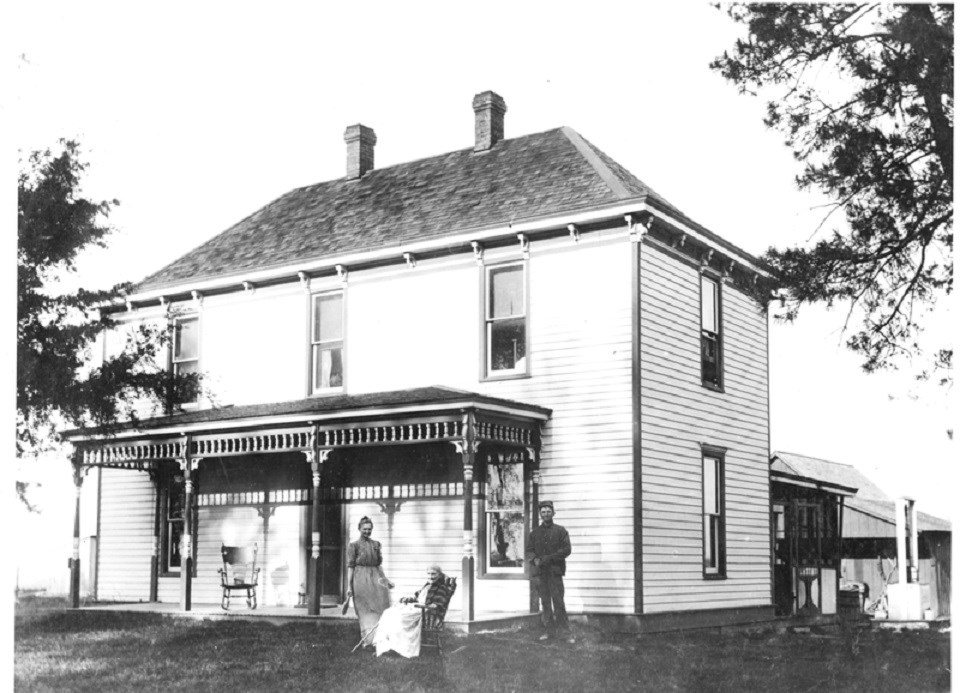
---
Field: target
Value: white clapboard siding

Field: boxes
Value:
[474,238,634,614]
[157,504,306,607]
[640,242,770,614]
[98,468,154,602]
[343,499,526,614]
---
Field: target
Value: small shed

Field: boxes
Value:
[770,454,857,617]
[772,452,952,618]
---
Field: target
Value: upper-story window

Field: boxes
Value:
[311,290,344,393]
[700,274,722,389]
[173,316,200,403]
[484,262,528,378]
[702,450,726,578]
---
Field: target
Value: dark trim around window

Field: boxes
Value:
[477,449,528,579]
[700,272,723,391]
[480,260,530,381]
[701,445,727,580]
[309,288,346,396]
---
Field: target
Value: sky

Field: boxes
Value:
[8,1,955,520]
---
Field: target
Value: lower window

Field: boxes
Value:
[483,451,525,574]
[702,449,726,578]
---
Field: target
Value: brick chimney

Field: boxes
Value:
[344,124,376,178]
[472,91,507,152]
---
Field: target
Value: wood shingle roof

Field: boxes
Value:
[135,127,679,292]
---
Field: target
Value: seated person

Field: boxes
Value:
[373,564,452,658]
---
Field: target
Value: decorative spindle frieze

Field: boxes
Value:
[317,420,463,448]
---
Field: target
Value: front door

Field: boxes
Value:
[318,503,344,605]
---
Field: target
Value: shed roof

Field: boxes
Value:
[772,451,891,500]
[134,126,758,293]
[772,451,951,534]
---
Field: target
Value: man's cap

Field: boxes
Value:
[538,500,554,510]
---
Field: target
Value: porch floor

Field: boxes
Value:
[78,601,539,634]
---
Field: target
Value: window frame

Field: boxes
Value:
[701,447,727,579]
[478,451,528,579]
[171,314,201,406]
[309,289,346,396]
[699,273,723,391]
[481,260,530,381]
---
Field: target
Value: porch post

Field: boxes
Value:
[150,466,162,602]
[527,445,541,614]
[454,412,477,622]
[307,443,331,616]
[69,451,84,609]
[836,497,844,604]
[178,438,198,611]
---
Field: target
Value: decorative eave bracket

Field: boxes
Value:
[626,213,653,243]
[298,271,311,292]
[471,241,484,266]
[517,233,530,259]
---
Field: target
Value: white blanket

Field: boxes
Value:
[373,604,423,658]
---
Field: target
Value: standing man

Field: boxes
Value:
[526,500,573,643]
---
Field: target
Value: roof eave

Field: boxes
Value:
[118,198,772,308]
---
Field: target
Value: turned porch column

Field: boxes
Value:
[527,446,541,614]
[307,442,331,616]
[453,412,478,621]
[150,465,162,602]
[178,439,199,611]
[69,452,85,609]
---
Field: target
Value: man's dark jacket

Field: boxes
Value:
[525,522,572,576]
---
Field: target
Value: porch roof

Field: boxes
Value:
[770,456,858,498]
[61,385,551,443]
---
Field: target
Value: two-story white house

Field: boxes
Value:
[63,91,776,632]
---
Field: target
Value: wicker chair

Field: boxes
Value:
[218,544,260,610]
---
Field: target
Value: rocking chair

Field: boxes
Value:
[414,576,457,660]
[218,544,260,610]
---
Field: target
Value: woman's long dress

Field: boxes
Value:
[347,538,390,640]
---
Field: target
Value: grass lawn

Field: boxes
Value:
[15,602,951,692]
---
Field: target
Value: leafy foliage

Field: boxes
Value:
[17,141,199,469]
[712,4,953,376]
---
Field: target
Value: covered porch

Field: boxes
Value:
[62,387,551,624]
[770,461,856,617]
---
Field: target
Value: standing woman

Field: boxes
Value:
[346,516,393,645]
